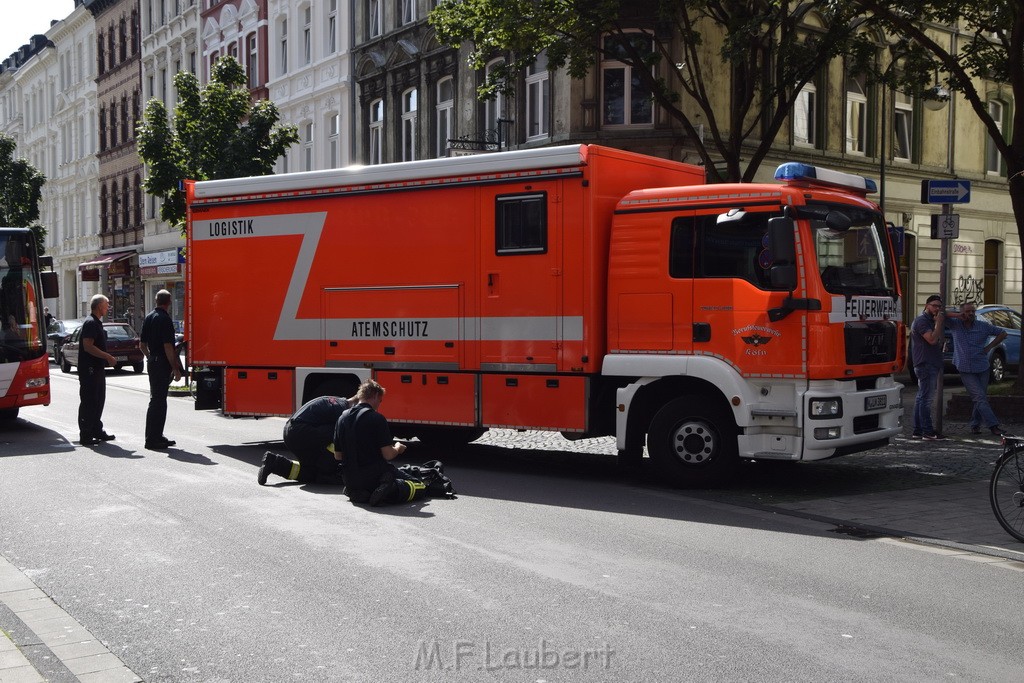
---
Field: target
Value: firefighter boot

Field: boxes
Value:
[369,478,427,506]
[258,451,300,485]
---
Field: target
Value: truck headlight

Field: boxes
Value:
[25,377,48,388]
[809,398,842,419]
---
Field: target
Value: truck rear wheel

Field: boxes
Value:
[647,397,738,487]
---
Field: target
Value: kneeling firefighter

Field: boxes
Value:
[334,379,427,506]
[259,394,353,486]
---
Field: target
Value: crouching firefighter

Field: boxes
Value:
[258,394,354,486]
[334,379,427,506]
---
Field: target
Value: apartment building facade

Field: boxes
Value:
[1,3,1019,328]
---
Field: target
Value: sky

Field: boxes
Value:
[0,0,77,62]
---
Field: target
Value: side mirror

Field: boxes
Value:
[41,271,59,299]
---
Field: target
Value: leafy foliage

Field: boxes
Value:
[430,0,879,182]
[137,56,299,231]
[0,133,47,255]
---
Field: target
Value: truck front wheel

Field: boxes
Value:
[647,397,738,487]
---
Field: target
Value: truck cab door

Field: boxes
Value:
[479,184,562,369]
[689,211,806,377]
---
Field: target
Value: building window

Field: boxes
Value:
[601,33,654,126]
[368,0,382,39]
[302,6,312,65]
[436,76,454,157]
[110,180,119,231]
[525,51,550,140]
[845,73,868,155]
[97,32,105,75]
[986,99,1008,176]
[119,18,128,62]
[110,101,118,147]
[100,185,109,232]
[401,88,418,161]
[327,0,337,55]
[793,83,817,147]
[279,19,288,76]
[327,113,340,167]
[99,107,107,150]
[400,0,416,25]
[247,33,258,87]
[369,98,384,164]
[121,95,130,142]
[484,59,506,140]
[893,91,913,162]
[302,122,314,171]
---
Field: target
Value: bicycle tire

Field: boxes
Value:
[989,439,1024,543]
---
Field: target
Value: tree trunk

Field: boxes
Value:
[1008,166,1024,396]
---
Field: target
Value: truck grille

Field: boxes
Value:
[844,321,897,365]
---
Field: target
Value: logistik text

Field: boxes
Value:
[208,219,255,237]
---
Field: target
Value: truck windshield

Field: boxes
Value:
[0,233,44,362]
[802,204,897,297]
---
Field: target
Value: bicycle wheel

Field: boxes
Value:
[989,443,1024,543]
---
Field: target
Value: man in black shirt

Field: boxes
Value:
[334,379,425,506]
[259,394,353,485]
[140,289,183,449]
[78,294,117,446]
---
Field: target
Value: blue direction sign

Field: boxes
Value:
[921,179,971,204]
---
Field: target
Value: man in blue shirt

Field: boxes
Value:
[910,295,947,440]
[945,303,1010,437]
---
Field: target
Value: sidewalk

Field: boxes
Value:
[0,555,141,683]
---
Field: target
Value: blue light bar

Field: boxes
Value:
[774,162,877,194]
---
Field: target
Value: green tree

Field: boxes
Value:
[137,56,299,232]
[0,133,46,255]
[430,0,878,182]
[850,0,1024,392]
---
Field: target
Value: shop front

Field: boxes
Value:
[78,250,141,327]
[140,247,186,333]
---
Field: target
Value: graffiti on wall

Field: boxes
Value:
[952,274,984,305]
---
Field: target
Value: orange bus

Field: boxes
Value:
[185,145,904,485]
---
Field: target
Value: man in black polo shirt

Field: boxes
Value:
[140,289,182,449]
[78,294,117,446]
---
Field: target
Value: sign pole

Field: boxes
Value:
[935,203,952,436]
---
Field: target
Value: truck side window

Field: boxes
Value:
[670,213,783,290]
[669,218,695,277]
[496,193,547,255]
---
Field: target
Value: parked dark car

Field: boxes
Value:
[908,304,1021,383]
[47,318,86,364]
[60,322,145,374]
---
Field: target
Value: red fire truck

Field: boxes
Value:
[185,144,905,485]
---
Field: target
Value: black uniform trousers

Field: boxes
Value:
[283,420,343,484]
[145,359,172,441]
[78,365,106,439]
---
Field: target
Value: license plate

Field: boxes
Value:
[114,356,127,362]
[864,394,887,411]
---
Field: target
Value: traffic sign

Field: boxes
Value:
[921,179,971,204]
[930,213,960,239]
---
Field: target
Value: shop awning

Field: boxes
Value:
[78,251,135,270]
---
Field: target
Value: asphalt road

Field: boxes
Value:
[1,369,1023,681]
